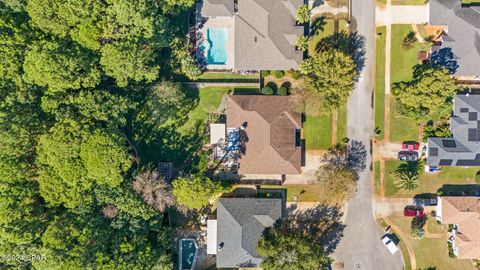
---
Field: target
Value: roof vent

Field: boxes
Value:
[254,37,257,42]
[218,242,224,251]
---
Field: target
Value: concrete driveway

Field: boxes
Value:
[331,0,403,269]
[375,3,429,26]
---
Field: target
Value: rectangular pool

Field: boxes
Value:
[202,28,228,65]
[178,238,197,270]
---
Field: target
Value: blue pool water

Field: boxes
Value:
[204,28,228,65]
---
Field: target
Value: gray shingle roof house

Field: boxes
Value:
[200,0,303,70]
[216,198,282,268]
[428,94,480,166]
[429,0,480,77]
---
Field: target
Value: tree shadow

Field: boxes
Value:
[282,204,345,254]
[347,140,367,174]
[437,184,480,196]
[126,85,207,174]
[430,47,459,75]
[312,0,325,8]
[315,31,366,75]
[310,16,327,37]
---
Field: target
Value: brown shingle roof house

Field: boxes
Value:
[226,95,302,175]
[437,196,480,259]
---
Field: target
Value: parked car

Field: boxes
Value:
[381,235,399,254]
[398,151,419,161]
[404,208,424,217]
[413,197,438,206]
[402,142,420,151]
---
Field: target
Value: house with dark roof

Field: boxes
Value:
[429,0,480,79]
[436,196,480,259]
[198,0,303,71]
[427,94,480,167]
[207,197,283,268]
[226,95,302,176]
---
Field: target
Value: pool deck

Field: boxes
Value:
[196,5,235,70]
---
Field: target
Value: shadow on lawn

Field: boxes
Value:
[126,85,208,173]
[283,204,345,254]
[437,184,480,196]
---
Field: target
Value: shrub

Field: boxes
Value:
[266,81,277,91]
[291,70,301,80]
[274,70,284,79]
[261,70,271,77]
[281,81,291,90]
[261,86,274,95]
[277,87,288,96]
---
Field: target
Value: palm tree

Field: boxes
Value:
[402,31,417,50]
[392,161,421,191]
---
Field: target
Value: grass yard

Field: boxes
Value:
[375,26,386,140]
[388,25,422,142]
[178,87,239,134]
[377,0,387,4]
[304,113,333,150]
[389,215,473,270]
[196,72,258,82]
[389,97,419,142]
[390,24,422,84]
[426,217,447,235]
[392,0,427,4]
[261,185,324,202]
[374,161,381,196]
[337,105,347,142]
[384,160,480,197]
[308,18,348,56]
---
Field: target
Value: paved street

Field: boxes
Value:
[331,0,403,269]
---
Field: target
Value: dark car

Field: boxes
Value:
[413,197,438,206]
[404,208,424,217]
[402,142,420,151]
[398,151,419,161]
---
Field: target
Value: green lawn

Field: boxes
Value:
[377,0,387,3]
[392,0,427,4]
[337,105,347,142]
[389,215,473,270]
[426,217,447,235]
[178,87,233,134]
[308,18,348,56]
[261,185,324,202]
[391,24,422,84]
[375,26,386,140]
[374,161,381,196]
[196,72,259,82]
[388,25,422,142]
[304,113,333,150]
[389,97,419,142]
[384,161,480,197]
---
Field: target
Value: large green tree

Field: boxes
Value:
[299,49,356,110]
[23,40,101,91]
[36,121,131,208]
[258,228,330,270]
[172,175,229,210]
[392,66,458,121]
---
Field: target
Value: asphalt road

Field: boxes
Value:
[331,0,404,269]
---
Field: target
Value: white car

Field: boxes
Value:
[381,235,399,254]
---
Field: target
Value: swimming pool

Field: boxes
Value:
[203,28,228,65]
[178,238,197,270]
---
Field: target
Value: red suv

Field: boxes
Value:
[404,208,424,217]
[402,142,420,151]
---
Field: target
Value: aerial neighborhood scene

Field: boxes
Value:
[2,0,480,269]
